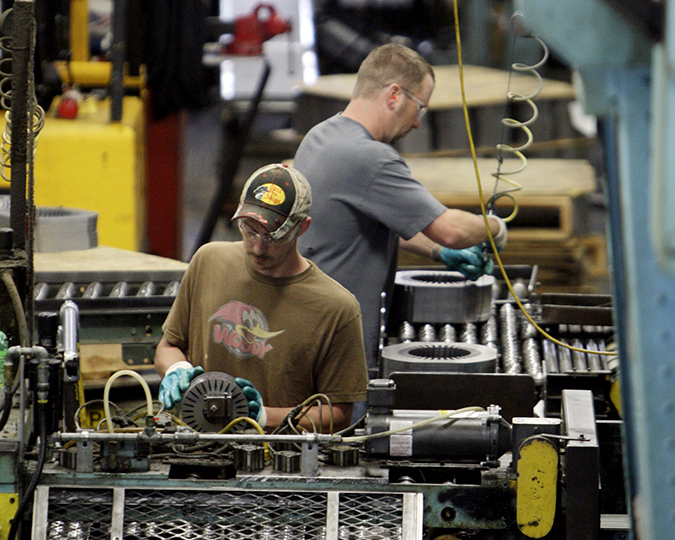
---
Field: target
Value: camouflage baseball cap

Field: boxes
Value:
[232,163,312,240]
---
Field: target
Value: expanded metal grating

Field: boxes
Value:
[33,486,414,540]
[42,488,113,539]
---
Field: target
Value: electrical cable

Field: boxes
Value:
[1,271,29,347]
[219,416,270,460]
[342,406,484,443]
[73,399,123,431]
[102,370,153,433]
[7,400,48,540]
[451,0,615,357]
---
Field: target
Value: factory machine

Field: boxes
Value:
[0,256,628,540]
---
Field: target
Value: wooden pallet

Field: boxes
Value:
[407,157,597,241]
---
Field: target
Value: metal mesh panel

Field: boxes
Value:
[40,487,407,540]
[339,493,403,539]
[46,488,112,539]
[123,489,328,539]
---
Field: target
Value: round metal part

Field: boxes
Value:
[233,443,265,472]
[329,445,360,467]
[393,270,494,324]
[181,372,250,433]
[273,450,301,473]
[381,341,497,377]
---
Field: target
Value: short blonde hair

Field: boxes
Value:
[353,44,435,99]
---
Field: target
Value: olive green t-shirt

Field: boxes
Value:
[162,242,368,407]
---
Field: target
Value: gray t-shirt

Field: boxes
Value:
[294,114,446,372]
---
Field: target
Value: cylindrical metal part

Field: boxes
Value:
[181,372,250,432]
[56,282,76,299]
[82,281,103,298]
[499,303,521,374]
[542,339,559,374]
[381,342,498,377]
[522,337,542,379]
[571,339,588,371]
[59,300,80,360]
[459,322,478,344]
[365,411,511,462]
[163,281,180,297]
[34,282,49,300]
[393,270,494,323]
[439,323,456,342]
[273,450,301,473]
[136,281,155,297]
[557,340,574,372]
[110,281,129,297]
[585,340,603,372]
[399,321,416,342]
[417,323,436,342]
[329,445,360,467]
[233,443,265,472]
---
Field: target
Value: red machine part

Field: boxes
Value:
[226,3,292,56]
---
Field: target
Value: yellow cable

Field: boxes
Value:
[220,416,270,460]
[452,0,614,357]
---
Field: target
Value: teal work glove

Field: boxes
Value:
[235,377,267,428]
[159,361,204,409]
[433,245,493,281]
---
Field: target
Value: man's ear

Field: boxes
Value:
[297,216,311,236]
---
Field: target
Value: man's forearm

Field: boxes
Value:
[264,403,353,433]
[154,337,189,377]
[399,232,437,259]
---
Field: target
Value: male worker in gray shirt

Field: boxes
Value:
[294,44,507,383]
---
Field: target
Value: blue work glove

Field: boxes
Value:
[235,377,267,428]
[159,361,204,409]
[433,245,493,281]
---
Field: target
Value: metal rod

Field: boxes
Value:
[54,430,342,444]
[110,0,126,121]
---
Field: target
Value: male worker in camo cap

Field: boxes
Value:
[154,163,368,432]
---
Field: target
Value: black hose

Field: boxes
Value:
[1,271,29,348]
[0,389,12,432]
[7,401,48,540]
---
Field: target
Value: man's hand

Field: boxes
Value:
[158,361,204,409]
[432,244,493,280]
[235,377,267,428]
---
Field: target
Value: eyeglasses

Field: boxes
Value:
[400,87,429,119]
[238,221,298,245]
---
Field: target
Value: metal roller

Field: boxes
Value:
[399,321,416,342]
[439,323,456,342]
[459,322,478,343]
[417,323,436,342]
[542,339,559,373]
[381,341,497,377]
[499,303,522,374]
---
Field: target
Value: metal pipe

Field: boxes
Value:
[54,430,341,444]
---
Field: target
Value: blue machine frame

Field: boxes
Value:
[515,1,675,539]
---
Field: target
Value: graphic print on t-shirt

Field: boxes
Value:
[209,300,284,360]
